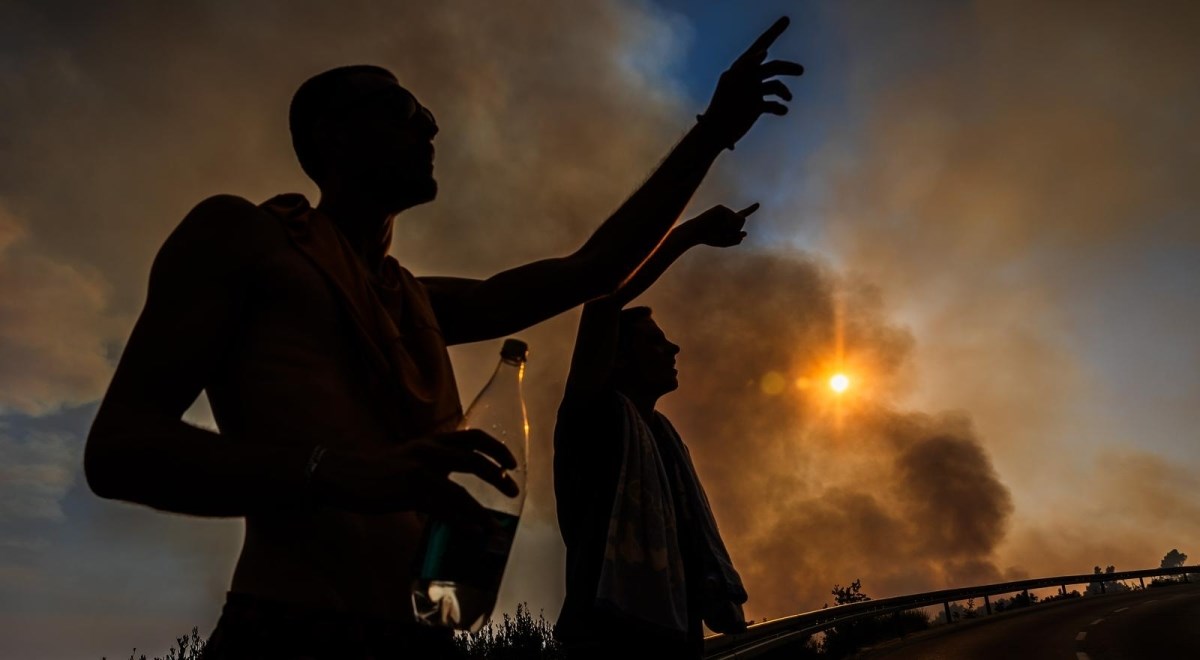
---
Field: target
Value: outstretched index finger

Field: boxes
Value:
[738,203,761,217]
[735,16,790,65]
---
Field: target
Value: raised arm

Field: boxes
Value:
[86,197,517,523]
[563,203,757,396]
[612,203,757,307]
[425,17,801,345]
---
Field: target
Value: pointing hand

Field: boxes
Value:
[681,203,759,248]
[699,17,805,150]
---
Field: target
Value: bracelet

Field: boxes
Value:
[304,444,328,497]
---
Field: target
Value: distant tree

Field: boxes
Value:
[991,596,1024,613]
[1086,565,1131,595]
[1009,591,1039,608]
[1086,566,1105,596]
[1161,549,1188,569]
[989,592,1039,612]
[820,579,928,659]
[1150,548,1191,587]
[830,579,871,606]
[937,601,974,622]
[1043,589,1082,603]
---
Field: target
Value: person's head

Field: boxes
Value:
[290,65,439,212]
[613,307,681,404]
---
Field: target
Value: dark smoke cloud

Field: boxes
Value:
[645,251,1013,617]
[809,0,1200,476]
[799,0,1200,587]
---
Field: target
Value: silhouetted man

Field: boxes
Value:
[84,16,800,660]
[554,203,756,659]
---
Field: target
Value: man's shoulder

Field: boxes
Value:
[555,388,623,450]
[160,195,290,262]
[169,193,270,235]
[178,193,269,225]
[557,387,620,419]
[150,194,295,284]
[553,389,624,497]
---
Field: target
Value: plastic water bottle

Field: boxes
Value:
[412,338,529,631]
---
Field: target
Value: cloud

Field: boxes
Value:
[0,0,691,312]
[0,427,79,521]
[0,205,125,415]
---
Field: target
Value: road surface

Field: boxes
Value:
[856,581,1200,659]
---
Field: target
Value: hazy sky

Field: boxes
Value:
[2,1,1198,658]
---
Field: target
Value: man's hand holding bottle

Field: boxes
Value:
[311,429,518,525]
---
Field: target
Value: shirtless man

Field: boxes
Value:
[84,17,800,658]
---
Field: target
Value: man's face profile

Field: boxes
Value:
[619,317,681,397]
[322,72,440,211]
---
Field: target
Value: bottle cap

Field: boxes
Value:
[501,338,528,363]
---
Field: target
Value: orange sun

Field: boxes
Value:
[829,373,850,393]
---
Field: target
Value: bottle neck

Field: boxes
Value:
[480,358,524,397]
[462,358,527,432]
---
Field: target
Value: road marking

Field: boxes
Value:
[1091,618,1105,626]
[1076,632,1087,641]
[1114,607,1129,613]
[1077,653,1090,660]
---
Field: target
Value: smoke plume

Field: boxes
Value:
[646,252,1013,616]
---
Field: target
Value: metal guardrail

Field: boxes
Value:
[704,564,1200,659]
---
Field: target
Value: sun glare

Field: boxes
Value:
[829,373,850,393]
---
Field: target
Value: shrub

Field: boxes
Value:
[821,609,929,658]
[455,603,564,660]
[102,627,205,660]
[106,605,564,660]
[1149,575,1189,588]
[1042,589,1082,603]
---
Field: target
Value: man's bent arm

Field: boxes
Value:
[612,201,756,311]
[88,197,523,521]
[85,196,311,516]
